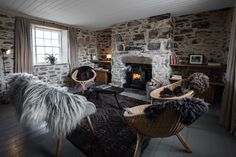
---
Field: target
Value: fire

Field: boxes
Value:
[133,73,141,80]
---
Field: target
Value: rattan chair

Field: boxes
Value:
[150,80,195,102]
[124,104,192,157]
[71,66,96,93]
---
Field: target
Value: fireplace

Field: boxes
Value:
[124,63,152,90]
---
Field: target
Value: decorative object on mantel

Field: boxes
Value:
[45,53,57,65]
[170,52,178,64]
[6,73,96,157]
[189,54,203,64]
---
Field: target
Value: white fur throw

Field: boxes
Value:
[7,73,96,137]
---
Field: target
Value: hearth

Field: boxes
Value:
[124,63,152,90]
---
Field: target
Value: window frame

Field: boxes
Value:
[32,24,68,66]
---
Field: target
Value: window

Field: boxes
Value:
[32,25,68,65]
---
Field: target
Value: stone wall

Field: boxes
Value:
[77,29,97,67]
[173,8,233,64]
[0,11,98,96]
[111,14,173,86]
[96,28,112,60]
[0,12,15,95]
[33,64,69,84]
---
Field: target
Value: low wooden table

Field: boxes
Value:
[87,83,125,110]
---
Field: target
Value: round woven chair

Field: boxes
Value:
[71,66,96,93]
[124,104,192,157]
[150,80,195,102]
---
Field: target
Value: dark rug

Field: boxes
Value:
[67,93,148,157]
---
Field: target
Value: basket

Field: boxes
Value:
[150,80,194,102]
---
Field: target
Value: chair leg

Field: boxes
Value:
[56,137,63,157]
[134,133,145,157]
[176,133,192,153]
[87,116,95,135]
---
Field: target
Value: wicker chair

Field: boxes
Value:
[150,80,195,102]
[71,66,96,93]
[124,104,192,157]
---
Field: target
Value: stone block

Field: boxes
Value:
[148,13,171,23]
[117,45,124,51]
[147,43,161,50]
[192,21,210,29]
[174,36,184,41]
[125,46,143,51]
[127,20,141,27]
[149,29,159,39]
[115,34,123,42]
[180,29,193,34]
[133,34,144,41]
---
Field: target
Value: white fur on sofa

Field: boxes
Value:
[7,73,96,137]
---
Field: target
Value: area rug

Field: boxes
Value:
[67,93,148,157]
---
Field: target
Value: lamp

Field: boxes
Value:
[1,48,11,76]
[1,48,11,94]
[106,54,112,61]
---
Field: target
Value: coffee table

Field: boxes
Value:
[87,83,125,110]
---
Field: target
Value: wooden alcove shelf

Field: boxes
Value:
[170,64,226,70]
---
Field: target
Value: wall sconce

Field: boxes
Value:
[106,54,112,61]
[1,48,11,76]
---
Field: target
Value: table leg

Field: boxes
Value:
[114,94,123,110]
[87,91,92,99]
[96,92,99,100]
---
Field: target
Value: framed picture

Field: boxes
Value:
[189,54,203,64]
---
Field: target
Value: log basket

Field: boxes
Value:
[150,80,195,102]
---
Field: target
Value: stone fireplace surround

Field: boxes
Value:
[111,51,172,87]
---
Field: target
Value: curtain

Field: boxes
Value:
[15,17,32,73]
[220,6,236,134]
[69,27,78,71]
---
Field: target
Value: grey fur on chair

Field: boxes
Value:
[6,73,96,157]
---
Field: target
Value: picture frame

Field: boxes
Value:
[189,54,203,64]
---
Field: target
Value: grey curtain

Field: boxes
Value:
[69,27,78,70]
[220,6,236,134]
[15,17,32,73]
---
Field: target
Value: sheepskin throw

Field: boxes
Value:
[7,73,96,137]
[160,73,209,97]
[187,73,209,94]
[144,97,209,126]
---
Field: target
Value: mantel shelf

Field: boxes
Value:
[92,60,111,64]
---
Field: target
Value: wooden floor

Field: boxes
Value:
[0,104,86,157]
[1,103,236,157]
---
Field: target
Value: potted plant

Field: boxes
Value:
[45,54,57,65]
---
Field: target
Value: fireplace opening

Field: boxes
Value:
[124,63,152,90]
[133,73,142,80]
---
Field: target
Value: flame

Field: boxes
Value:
[133,73,141,80]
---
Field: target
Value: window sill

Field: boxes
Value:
[33,63,69,67]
